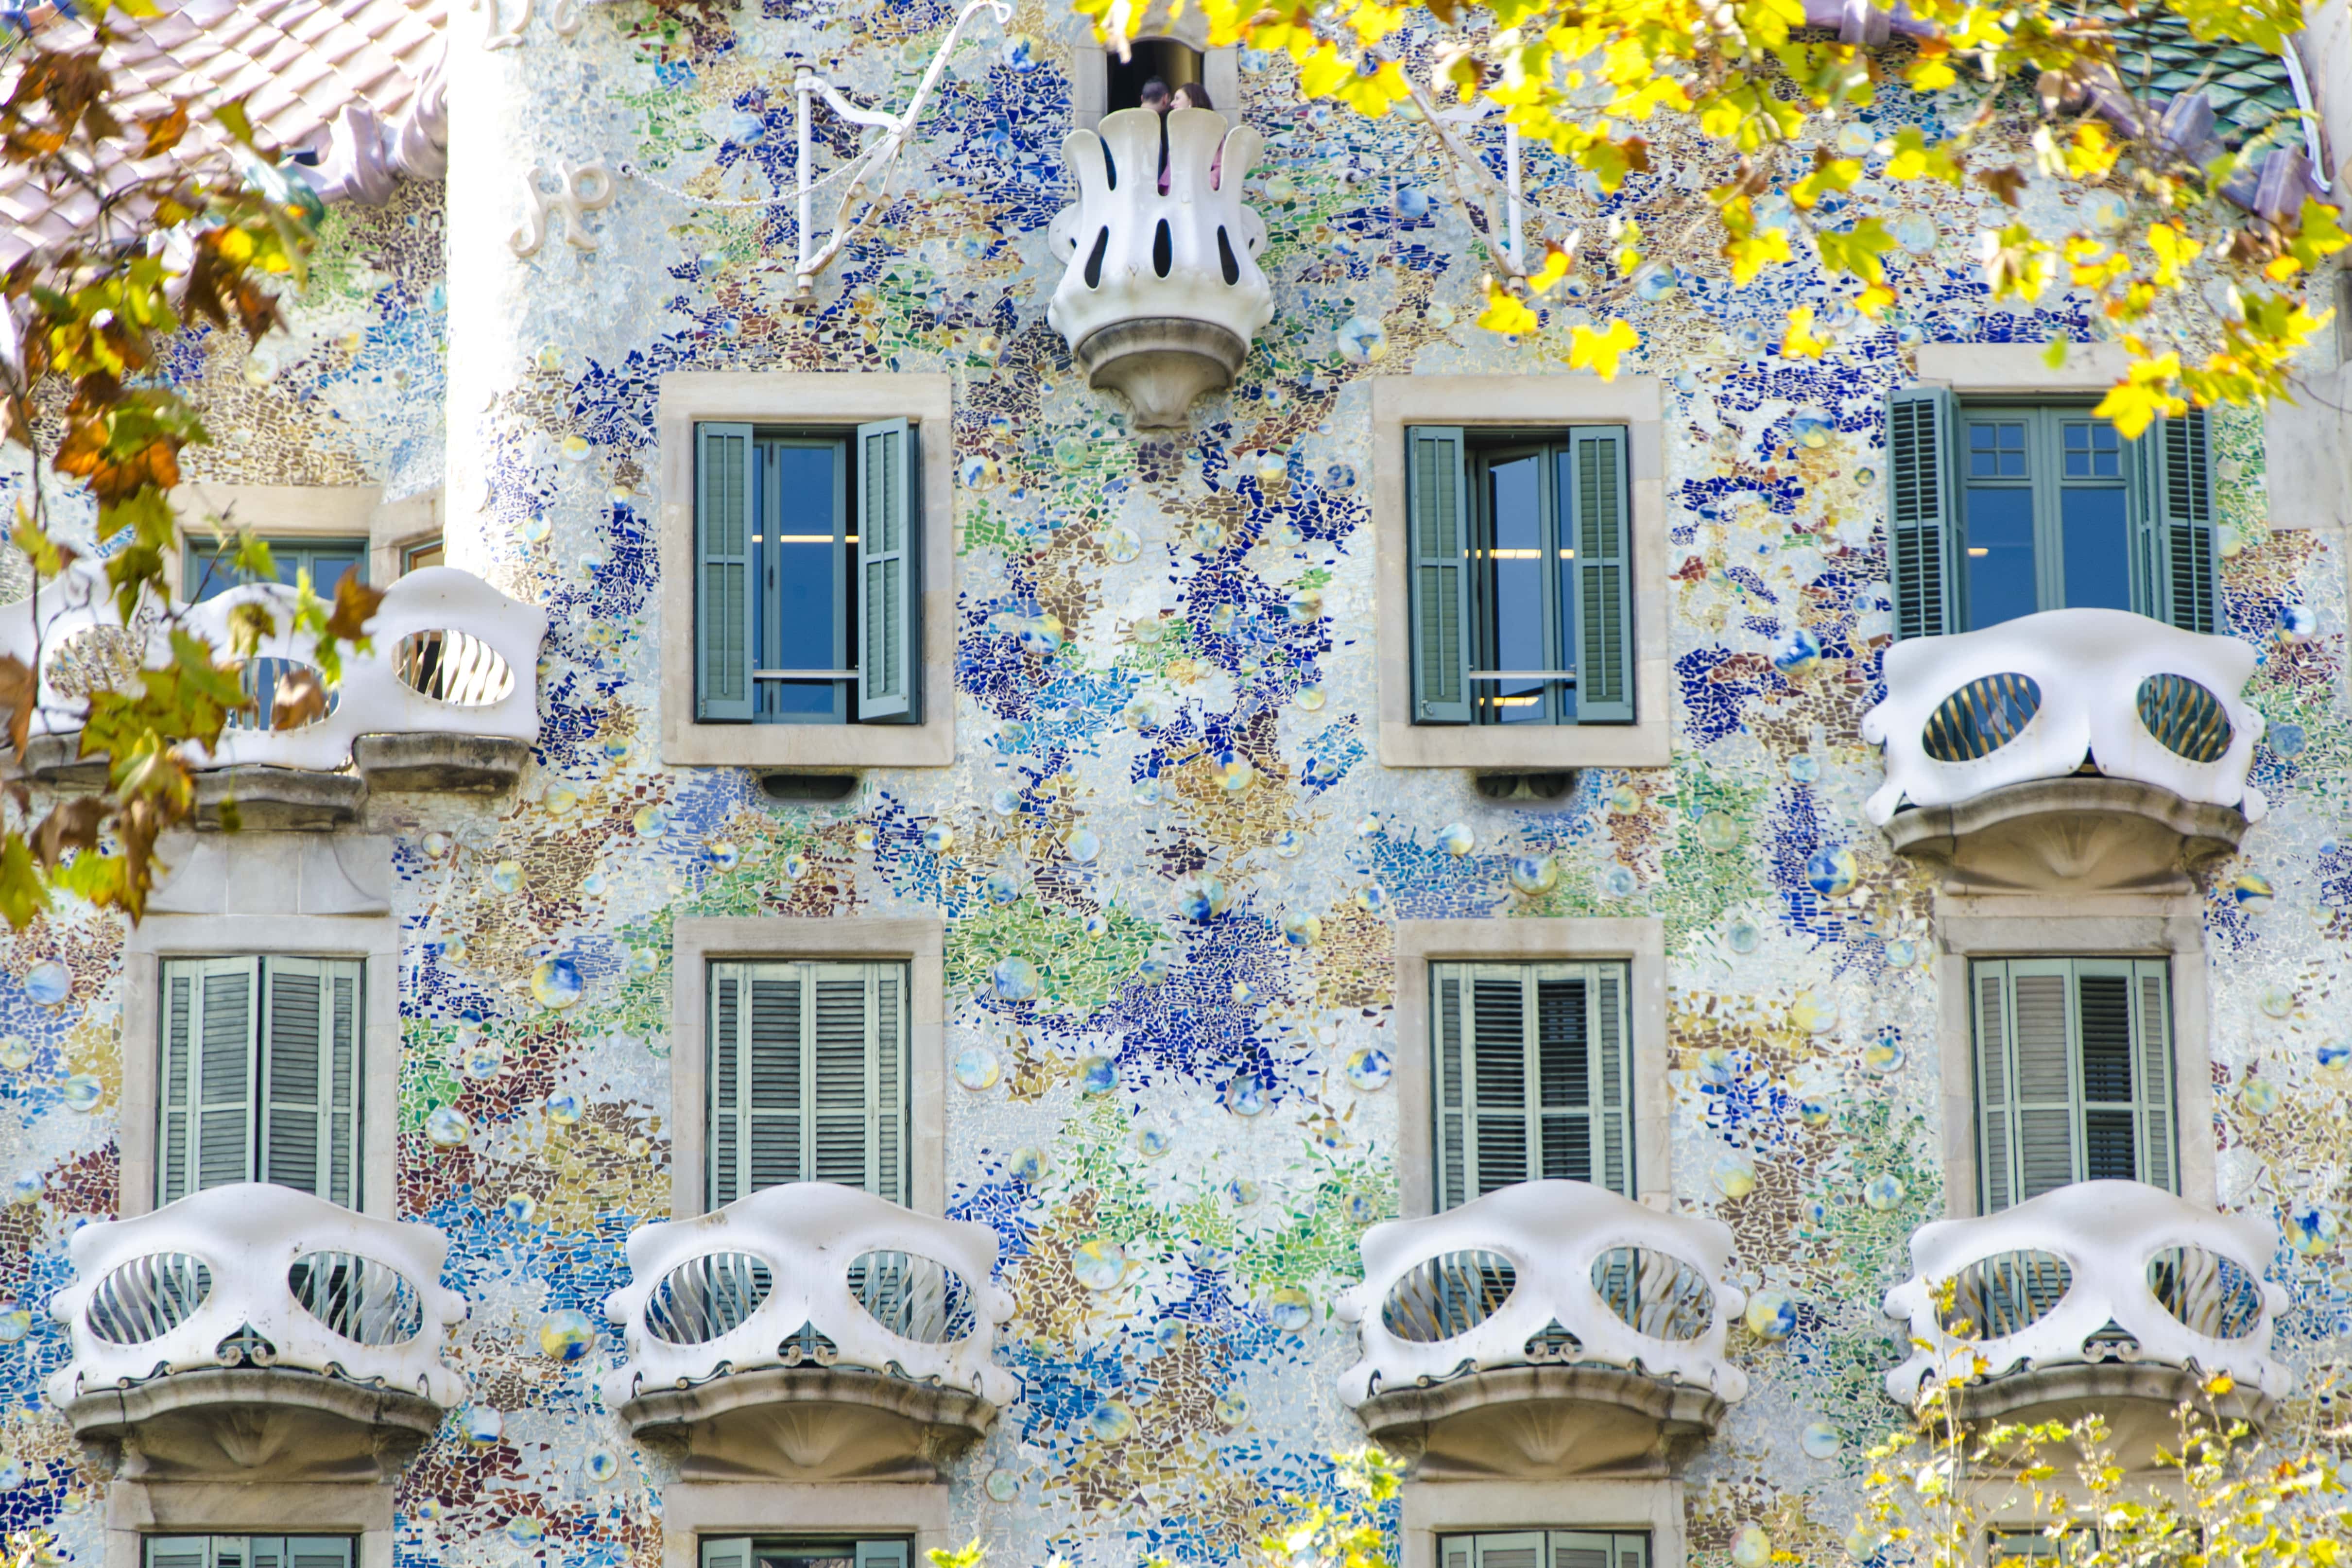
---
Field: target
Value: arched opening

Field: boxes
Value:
[1106,38,1202,112]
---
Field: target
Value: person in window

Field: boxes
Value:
[1140,77,1170,190]
[1163,81,1220,192]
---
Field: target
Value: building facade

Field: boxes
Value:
[4,5,2352,1568]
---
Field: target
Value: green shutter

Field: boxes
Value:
[855,1543,911,1568]
[1434,967,1466,1209]
[259,959,362,1206]
[855,417,920,723]
[696,422,756,722]
[143,1542,211,1568]
[2133,411,2218,633]
[1467,967,1532,1198]
[710,963,906,1204]
[2134,961,2177,1194]
[1591,964,1630,1196]
[1472,1534,1546,1568]
[746,970,804,1194]
[1407,426,1474,724]
[285,1542,351,1568]
[1442,1541,1474,1568]
[700,1541,752,1568]
[708,965,742,1207]
[1974,962,2016,1213]
[159,957,260,1205]
[1887,387,1958,639]
[1436,962,1635,1210]
[1551,1535,1617,1568]
[1569,426,1634,721]
[2007,960,2079,1203]
[1614,1538,1648,1568]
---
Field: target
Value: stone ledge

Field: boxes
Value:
[24,733,108,791]
[62,1366,445,1482]
[1074,317,1247,431]
[614,1364,999,1482]
[1353,1362,1727,1479]
[1882,775,2249,894]
[1934,1361,2275,1471]
[193,768,367,831]
[354,733,531,793]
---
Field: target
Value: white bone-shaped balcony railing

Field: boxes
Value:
[1334,1180,1750,1408]
[1047,106,1271,428]
[601,1183,1017,1409]
[46,1183,467,1406]
[1883,1180,2291,1406]
[1860,607,2266,827]
[0,560,546,772]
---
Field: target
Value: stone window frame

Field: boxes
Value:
[1370,376,1671,770]
[668,917,948,1219]
[655,373,957,771]
[1067,6,1240,132]
[117,836,402,1221]
[660,1484,950,1568]
[1933,898,2215,1220]
[168,481,444,595]
[1392,917,1671,1219]
[1398,1478,1686,1568]
[105,1479,393,1568]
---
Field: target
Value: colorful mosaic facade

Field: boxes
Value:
[1,7,2347,1568]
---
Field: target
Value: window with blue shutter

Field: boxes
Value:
[705,1538,913,1568]
[1439,1533,1649,1568]
[1971,957,2176,1213]
[1406,426,1634,726]
[693,421,922,726]
[707,961,910,1207]
[1888,394,2219,636]
[1432,962,1633,1209]
[158,958,363,1210]
[146,1539,355,1568]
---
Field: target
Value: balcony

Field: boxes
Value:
[1047,105,1271,431]
[1884,1180,2288,1464]
[602,1184,1016,1482]
[6,561,547,827]
[1334,1180,1749,1478]
[45,1184,467,1482]
[1861,609,2264,892]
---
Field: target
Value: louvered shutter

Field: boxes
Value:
[2133,411,2218,633]
[2133,960,2177,1194]
[708,965,743,1207]
[2074,961,2142,1184]
[1551,1534,1617,1568]
[856,418,920,723]
[1434,967,1467,1209]
[1569,426,1634,722]
[1591,965,1631,1195]
[260,958,362,1206]
[1536,973,1592,1184]
[1612,1537,1648,1568]
[1407,426,1474,724]
[1887,387,1958,639]
[1974,963,2016,1213]
[1467,968,1532,1197]
[855,1542,911,1568]
[696,421,756,722]
[746,971,804,1194]
[699,1540,752,1568]
[708,962,907,1205]
[1442,1540,1474,1568]
[161,957,261,1204]
[145,1541,211,1568]
[2006,960,2079,1203]
[1473,1534,1546,1568]
[286,1541,351,1568]
[221,1544,258,1568]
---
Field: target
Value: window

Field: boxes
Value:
[146,1540,355,1568]
[1990,1529,2100,1567]
[1887,389,2217,638]
[695,420,919,726]
[158,958,363,1209]
[1407,427,1632,726]
[707,961,910,1207]
[1440,1533,1648,1568]
[1432,962,1631,1209]
[1971,958,2176,1212]
[184,537,369,602]
[402,537,445,574]
[1106,38,1201,110]
[702,1541,910,1568]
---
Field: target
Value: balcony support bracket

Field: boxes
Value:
[1934,1362,2278,1472]
[1355,1364,1727,1479]
[61,1368,443,1483]
[1073,318,1249,433]
[354,733,533,792]
[1883,775,2249,894]
[616,1364,998,1482]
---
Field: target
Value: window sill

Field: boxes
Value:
[661,716,954,769]
[1377,681,1670,769]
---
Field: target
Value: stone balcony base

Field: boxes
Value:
[1354,1363,1728,1479]
[1074,318,1247,431]
[194,768,368,830]
[1883,775,2249,894]
[62,1366,444,1482]
[1933,1361,2275,1471]
[615,1364,999,1482]
[354,733,532,792]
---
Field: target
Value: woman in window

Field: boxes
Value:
[1160,82,1220,192]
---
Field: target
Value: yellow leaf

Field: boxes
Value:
[1567,318,1640,379]
[1781,306,1830,359]
[1476,278,1540,337]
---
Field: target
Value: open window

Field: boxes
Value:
[1439,1532,1649,1568]
[1106,37,1202,110]
[703,1540,910,1568]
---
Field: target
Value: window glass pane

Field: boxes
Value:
[2062,420,2121,478]
[403,538,445,573]
[2059,487,2131,612]
[1483,452,1547,725]
[300,551,364,599]
[1968,421,2028,477]
[766,443,840,719]
[1962,486,2040,629]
